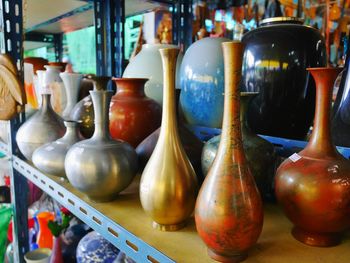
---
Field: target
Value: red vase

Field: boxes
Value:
[275,67,350,247]
[109,78,162,147]
[50,236,64,263]
[195,42,263,262]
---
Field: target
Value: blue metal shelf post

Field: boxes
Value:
[172,0,193,51]
[94,0,125,77]
[53,33,63,62]
[1,0,29,262]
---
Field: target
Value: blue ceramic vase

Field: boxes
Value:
[76,231,120,263]
[179,37,230,128]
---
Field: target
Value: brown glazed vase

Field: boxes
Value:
[109,78,162,148]
[275,67,350,247]
[195,41,263,263]
[136,89,204,183]
[24,57,48,74]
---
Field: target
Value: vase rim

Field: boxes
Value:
[59,72,83,76]
[142,43,179,49]
[260,17,304,26]
[44,65,62,70]
[307,67,342,72]
[112,77,149,82]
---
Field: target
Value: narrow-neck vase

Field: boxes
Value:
[65,77,138,202]
[70,76,110,138]
[140,48,198,231]
[195,41,263,263]
[276,67,350,247]
[16,94,66,161]
[32,120,81,177]
[201,92,276,200]
[60,72,83,119]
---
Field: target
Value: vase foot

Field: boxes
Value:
[208,249,247,263]
[292,227,341,247]
[152,221,186,231]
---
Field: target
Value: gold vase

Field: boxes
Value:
[140,48,198,231]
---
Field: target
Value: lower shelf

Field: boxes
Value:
[12,156,350,262]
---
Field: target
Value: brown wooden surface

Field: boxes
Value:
[52,174,350,263]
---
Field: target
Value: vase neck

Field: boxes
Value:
[90,90,113,140]
[159,48,180,136]
[114,78,147,97]
[89,76,110,91]
[218,42,246,164]
[41,94,53,112]
[62,121,80,141]
[303,68,342,159]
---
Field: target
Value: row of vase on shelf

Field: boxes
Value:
[16,41,350,262]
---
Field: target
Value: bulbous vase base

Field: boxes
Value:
[208,249,247,263]
[152,221,186,231]
[292,227,341,247]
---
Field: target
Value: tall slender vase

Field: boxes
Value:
[60,72,83,119]
[195,41,263,263]
[65,77,138,202]
[16,94,66,161]
[140,48,198,231]
[275,67,350,247]
[136,89,204,183]
[201,92,276,200]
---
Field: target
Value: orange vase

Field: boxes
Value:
[195,41,263,262]
[36,211,55,249]
[275,67,350,247]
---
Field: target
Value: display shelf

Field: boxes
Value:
[12,155,350,263]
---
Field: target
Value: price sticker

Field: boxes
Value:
[289,153,302,163]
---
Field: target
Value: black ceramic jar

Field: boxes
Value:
[241,17,327,139]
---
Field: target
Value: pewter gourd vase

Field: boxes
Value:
[65,79,138,202]
[16,94,66,161]
[32,120,81,177]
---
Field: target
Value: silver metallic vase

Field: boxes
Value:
[16,94,66,161]
[65,86,138,202]
[32,120,81,177]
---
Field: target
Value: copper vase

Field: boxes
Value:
[275,67,350,247]
[109,78,161,147]
[195,41,263,263]
[139,48,198,231]
[201,92,277,200]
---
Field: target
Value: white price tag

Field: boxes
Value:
[289,153,302,163]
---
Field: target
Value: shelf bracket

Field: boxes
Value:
[94,0,125,77]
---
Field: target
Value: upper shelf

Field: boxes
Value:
[25,0,173,34]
